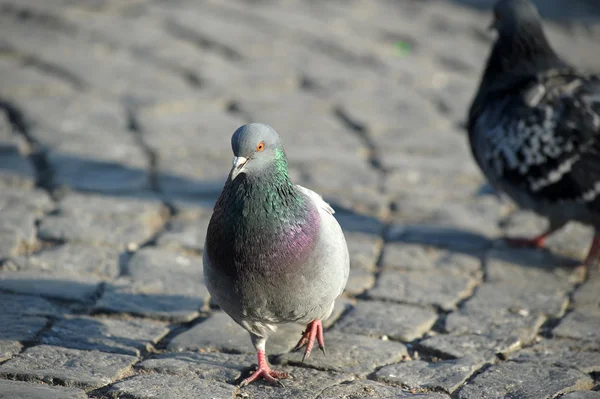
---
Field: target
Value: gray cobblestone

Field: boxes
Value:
[37,193,166,249]
[334,300,437,341]
[418,333,522,363]
[138,351,254,383]
[553,309,600,342]
[508,338,600,374]
[0,380,87,399]
[0,345,137,389]
[457,362,593,399]
[375,357,484,394]
[107,374,235,399]
[95,248,209,321]
[0,315,48,361]
[41,315,169,356]
[367,270,478,311]
[6,242,122,279]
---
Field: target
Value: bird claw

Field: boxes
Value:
[294,320,325,362]
[239,366,288,387]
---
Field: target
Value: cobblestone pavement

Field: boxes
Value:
[1,0,599,398]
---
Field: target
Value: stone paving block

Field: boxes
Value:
[457,362,593,399]
[0,141,35,190]
[561,392,600,399]
[461,280,569,319]
[386,223,493,254]
[298,160,387,217]
[138,109,245,198]
[0,379,87,399]
[106,373,235,399]
[344,232,383,272]
[0,315,48,361]
[0,292,67,317]
[368,270,478,311]
[0,345,137,389]
[345,268,376,296]
[156,205,212,252]
[0,341,23,363]
[41,315,169,356]
[375,357,484,394]
[0,57,74,99]
[553,309,600,342]
[138,351,254,383]
[486,248,585,289]
[317,380,432,399]
[334,300,437,341]
[95,247,208,321]
[0,16,196,101]
[324,297,354,329]
[445,305,546,346]
[0,270,100,302]
[167,311,304,355]
[509,338,600,373]
[418,333,521,364]
[239,366,354,399]
[0,187,52,259]
[37,193,166,249]
[6,242,122,279]
[278,332,408,376]
[381,243,482,276]
[572,272,600,308]
[337,212,385,237]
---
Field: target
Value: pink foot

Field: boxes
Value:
[240,350,288,387]
[293,320,325,361]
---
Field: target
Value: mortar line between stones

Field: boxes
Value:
[0,99,58,198]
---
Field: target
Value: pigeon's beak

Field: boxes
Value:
[230,156,248,180]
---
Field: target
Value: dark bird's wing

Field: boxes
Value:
[474,71,600,209]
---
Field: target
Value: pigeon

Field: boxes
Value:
[203,123,350,386]
[468,0,600,267]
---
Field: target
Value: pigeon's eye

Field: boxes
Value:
[494,10,501,20]
[256,142,265,152]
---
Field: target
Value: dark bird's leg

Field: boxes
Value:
[504,220,566,248]
[583,234,600,268]
[240,336,288,387]
[293,319,325,361]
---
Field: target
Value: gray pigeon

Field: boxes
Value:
[468,0,600,266]
[203,123,349,386]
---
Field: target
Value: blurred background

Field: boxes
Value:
[0,0,599,396]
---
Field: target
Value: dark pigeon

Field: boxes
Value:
[468,0,600,267]
[203,123,349,386]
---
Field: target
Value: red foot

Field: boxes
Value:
[504,228,558,248]
[293,320,325,361]
[504,236,547,248]
[239,350,288,387]
[584,234,600,269]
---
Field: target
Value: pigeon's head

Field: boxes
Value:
[490,0,542,35]
[229,123,286,180]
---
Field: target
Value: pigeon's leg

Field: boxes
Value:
[293,320,325,361]
[504,220,565,248]
[583,234,600,268]
[240,336,288,387]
